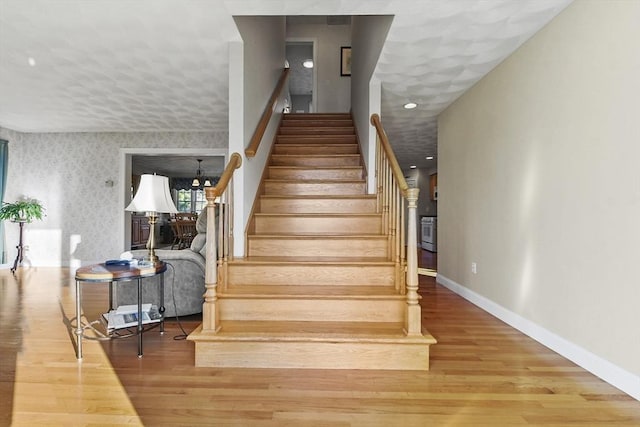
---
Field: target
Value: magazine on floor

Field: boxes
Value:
[102,304,162,331]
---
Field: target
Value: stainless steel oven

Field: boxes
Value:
[421,217,437,252]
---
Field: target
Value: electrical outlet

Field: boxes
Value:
[471,262,477,274]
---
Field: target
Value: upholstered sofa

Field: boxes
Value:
[113,209,208,317]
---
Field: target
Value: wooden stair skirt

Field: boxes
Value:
[188,112,436,370]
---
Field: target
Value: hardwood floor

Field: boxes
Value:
[2,252,639,426]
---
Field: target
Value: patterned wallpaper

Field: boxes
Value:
[0,126,228,267]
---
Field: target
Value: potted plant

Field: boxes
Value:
[0,197,45,223]
[0,197,45,274]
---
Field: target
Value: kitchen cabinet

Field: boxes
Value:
[429,173,438,201]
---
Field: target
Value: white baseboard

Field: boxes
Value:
[436,274,640,401]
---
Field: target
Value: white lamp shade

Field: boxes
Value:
[126,174,178,214]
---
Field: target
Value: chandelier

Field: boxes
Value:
[191,159,212,188]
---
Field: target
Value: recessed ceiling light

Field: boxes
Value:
[27,57,36,67]
[404,102,417,109]
[426,156,434,160]
[302,59,314,68]
[410,165,417,169]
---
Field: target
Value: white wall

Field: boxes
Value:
[0,128,226,267]
[287,22,351,113]
[438,0,640,399]
[232,16,286,256]
[351,15,393,193]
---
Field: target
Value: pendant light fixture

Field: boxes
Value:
[192,159,203,188]
[192,159,213,188]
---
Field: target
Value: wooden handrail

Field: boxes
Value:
[245,68,290,158]
[370,114,409,196]
[205,152,242,200]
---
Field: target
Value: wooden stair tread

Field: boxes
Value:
[281,121,353,127]
[222,285,402,298]
[264,178,365,183]
[268,164,361,168]
[276,135,357,143]
[271,154,360,158]
[248,233,385,239]
[229,256,393,265]
[280,126,354,130]
[260,194,375,199]
[254,212,380,218]
[284,113,351,118]
[274,143,357,147]
[192,321,436,344]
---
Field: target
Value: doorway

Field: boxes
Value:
[119,148,227,252]
[286,40,316,113]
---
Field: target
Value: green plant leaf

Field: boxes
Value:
[0,198,45,222]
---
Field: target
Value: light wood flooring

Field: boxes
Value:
[2,251,640,426]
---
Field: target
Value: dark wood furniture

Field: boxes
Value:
[131,215,150,249]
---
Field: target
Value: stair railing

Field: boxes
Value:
[245,68,290,158]
[370,114,422,336]
[201,152,242,333]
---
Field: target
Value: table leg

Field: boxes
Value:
[137,277,143,358]
[75,279,83,360]
[108,281,114,311]
[159,273,165,334]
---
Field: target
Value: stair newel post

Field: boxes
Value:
[404,187,422,336]
[202,187,221,333]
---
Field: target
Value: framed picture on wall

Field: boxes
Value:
[341,46,351,76]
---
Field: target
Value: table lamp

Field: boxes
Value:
[125,174,178,263]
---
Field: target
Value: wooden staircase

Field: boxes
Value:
[188,113,436,370]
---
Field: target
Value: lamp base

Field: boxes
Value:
[146,214,160,264]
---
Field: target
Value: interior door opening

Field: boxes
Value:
[285,40,315,113]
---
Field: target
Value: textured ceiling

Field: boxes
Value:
[0,0,573,169]
[0,0,238,132]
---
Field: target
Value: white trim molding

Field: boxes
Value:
[436,274,640,401]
